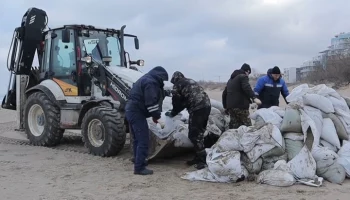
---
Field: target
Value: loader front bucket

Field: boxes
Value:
[129,129,193,161]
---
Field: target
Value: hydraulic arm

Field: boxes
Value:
[86,57,131,110]
[2,7,47,110]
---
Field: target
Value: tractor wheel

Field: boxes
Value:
[98,101,129,133]
[81,106,126,157]
[24,92,64,146]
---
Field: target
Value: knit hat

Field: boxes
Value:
[241,63,251,74]
[271,66,281,74]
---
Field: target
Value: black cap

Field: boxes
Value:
[241,63,251,74]
[271,66,281,74]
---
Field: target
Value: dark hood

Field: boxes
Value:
[230,69,246,79]
[147,66,169,83]
[170,71,185,84]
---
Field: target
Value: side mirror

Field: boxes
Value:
[134,37,139,50]
[62,29,70,43]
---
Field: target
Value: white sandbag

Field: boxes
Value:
[206,149,245,182]
[320,139,338,153]
[321,118,341,149]
[321,161,346,184]
[303,106,323,138]
[327,96,350,113]
[148,114,185,139]
[286,84,310,104]
[297,177,324,187]
[334,107,350,136]
[303,94,335,113]
[210,107,222,115]
[256,169,296,187]
[287,145,317,179]
[253,115,266,128]
[269,106,286,118]
[322,112,349,140]
[241,153,263,174]
[180,110,189,123]
[312,145,338,161]
[283,132,304,141]
[161,96,173,111]
[246,124,283,162]
[209,114,229,132]
[300,109,321,149]
[309,84,341,99]
[273,160,293,175]
[181,168,217,182]
[210,99,225,113]
[280,108,302,133]
[205,123,222,137]
[249,108,283,129]
[285,139,303,161]
[342,96,350,108]
[312,146,345,184]
[337,140,350,177]
[262,153,288,170]
[172,124,193,148]
[247,143,276,163]
[213,126,260,153]
[261,138,285,158]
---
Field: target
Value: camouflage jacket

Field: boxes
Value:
[170,76,211,115]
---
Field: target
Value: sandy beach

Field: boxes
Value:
[0,85,350,200]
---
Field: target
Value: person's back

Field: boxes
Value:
[126,66,168,118]
[168,71,211,169]
[125,66,168,176]
[171,72,211,114]
[224,69,254,110]
[222,63,260,129]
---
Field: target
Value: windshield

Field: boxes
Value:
[80,31,121,66]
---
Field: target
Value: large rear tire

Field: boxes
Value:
[24,92,64,146]
[81,106,126,157]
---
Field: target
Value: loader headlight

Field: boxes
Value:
[137,59,144,66]
[81,56,92,64]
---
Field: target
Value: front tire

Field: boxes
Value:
[81,106,126,157]
[24,92,64,146]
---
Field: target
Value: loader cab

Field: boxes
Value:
[40,25,141,97]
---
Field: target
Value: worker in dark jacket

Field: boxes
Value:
[125,66,169,175]
[222,63,261,129]
[254,66,289,109]
[165,71,211,170]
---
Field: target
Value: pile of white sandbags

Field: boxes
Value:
[180,84,350,187]
[147,98,230,148]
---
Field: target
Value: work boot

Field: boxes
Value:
[194,150,207,170]
[134,168,154,175]
[186,155,199,166]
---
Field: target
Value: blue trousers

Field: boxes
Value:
[126,111,149,172]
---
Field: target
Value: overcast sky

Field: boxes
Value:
[0,0,349,94]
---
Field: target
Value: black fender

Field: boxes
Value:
[25,85,60,107]
[78,99,114,126]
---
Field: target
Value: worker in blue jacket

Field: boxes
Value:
[254,66,289,109]
[125,66,169,175]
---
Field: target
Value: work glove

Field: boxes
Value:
[250,103,258,110]
[165,110,174,118]
[253,98,262,105]
[152,117,159,124]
